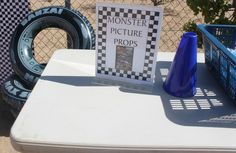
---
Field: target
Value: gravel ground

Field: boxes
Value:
[0,93,19,153]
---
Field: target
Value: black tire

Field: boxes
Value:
[9,108,20,118]
[1,74,31,112]
[10,6,95,88]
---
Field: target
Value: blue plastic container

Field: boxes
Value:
[163,32,197,98]
[197,24,236,101]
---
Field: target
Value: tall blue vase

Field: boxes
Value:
[163,32,197,98]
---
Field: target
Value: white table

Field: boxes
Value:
[10,49,236,153]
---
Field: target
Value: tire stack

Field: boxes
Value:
[1,6,95,118]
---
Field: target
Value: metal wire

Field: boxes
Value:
[30,0,202,60]
[33,28,68,64]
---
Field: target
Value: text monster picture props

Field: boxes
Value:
[96,3,163,85]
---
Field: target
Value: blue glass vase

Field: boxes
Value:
[163,32,197,98]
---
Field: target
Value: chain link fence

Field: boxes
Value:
[29,0,202,63]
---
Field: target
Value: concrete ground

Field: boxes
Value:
[0,93,19,153]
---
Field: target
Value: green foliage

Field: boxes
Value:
[183,0,236,47]
[186,0,236,24]
[183,20,202,48]
[151,0,164,6]
[151,0,173,6]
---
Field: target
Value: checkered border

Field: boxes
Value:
[0,0,30,86]
[97,6,160,82]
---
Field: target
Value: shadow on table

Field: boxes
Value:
[152,61,236,128]
[40,61,236,129]
[40,76,101,86]
[118,61,236,128]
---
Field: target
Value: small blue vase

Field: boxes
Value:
[163,32,197,98]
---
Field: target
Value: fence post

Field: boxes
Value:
[65,0,71,9]
[65,0,71,48]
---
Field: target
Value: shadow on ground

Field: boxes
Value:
[0,92,15,137]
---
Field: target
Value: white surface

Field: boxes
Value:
[11,49,236,153]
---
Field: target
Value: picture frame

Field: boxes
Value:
[96,3,163,85]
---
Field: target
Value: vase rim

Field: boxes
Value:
[183,32,197,38]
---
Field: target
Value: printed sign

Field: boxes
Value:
[96,3,163,85]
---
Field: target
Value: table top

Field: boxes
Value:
[11,49,236,153]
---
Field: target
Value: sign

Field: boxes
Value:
[96,3,163,85]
